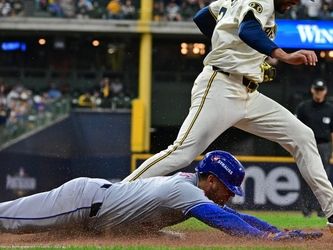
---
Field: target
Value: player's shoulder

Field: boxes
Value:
[165,172,199,191]
[151,173,200,203]
[240,0,275,13]
[165,173,208,201]
[171,172,197,183]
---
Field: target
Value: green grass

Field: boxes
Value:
[170,210,327,231]
[244,210,326,229]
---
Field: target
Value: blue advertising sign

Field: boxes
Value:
[275,19,333,50]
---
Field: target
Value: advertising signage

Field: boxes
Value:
[275,19,333,50]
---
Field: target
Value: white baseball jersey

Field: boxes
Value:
[123,1,333,218]
[204,0,276,82]
[91,172,212,233]
[0,173,213,234]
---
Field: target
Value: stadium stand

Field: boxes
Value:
[0,0,332,20]
[0,81,70,146]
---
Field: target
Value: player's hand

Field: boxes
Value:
[285,230,323,240]
[285,50,318,66]
[262,231,291,241]
[262,230,323,241]
[272,48,318,66]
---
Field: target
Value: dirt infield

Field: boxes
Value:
[0,229,332,249]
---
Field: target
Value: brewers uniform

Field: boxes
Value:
[123,0,333,219]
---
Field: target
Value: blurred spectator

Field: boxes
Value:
[1,0,333,20]
[48,0,63,17]
[60,0,76,18]
[88,0,106,19]
[153,0,165,21]
[33,94,46,112]
[165,0,181,21]
[11,0,24,16]
[6,86,33,127]
[320,1,333,19]
[37,0,48,11]
[110,77,124,97]
[100,77,111,98]
[301,0,322,19]
[0,82,8,125]
[98,77,111,108]
[47,83,62,100]
[107,0,122,19]
[181,0,200,21]
[110,77,131,110]
[0,0,12,16]
[122,0,136,19]
[76,0,93,19]
[0,81,71,145]
[6,85,23,108]
[78,91,95,108]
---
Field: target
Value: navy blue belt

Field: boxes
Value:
[89,183,112,217]
[212,66,259,93]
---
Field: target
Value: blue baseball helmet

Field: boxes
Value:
[195,150,245,196]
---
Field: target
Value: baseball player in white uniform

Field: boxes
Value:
[0,151,322,240]
[123,0,333,227]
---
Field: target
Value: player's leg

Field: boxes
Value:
[0,177,106,233]
[123,67,247,181]
[235,93,333,217]
[317,142,332,181]
[316,142,332,216]
[300,177,317,217]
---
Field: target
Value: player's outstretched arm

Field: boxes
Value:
[187,203,323,240]
[238,11,318,67]
[222,206,279,233]
[271,48,318,66]
[187,203,268,238]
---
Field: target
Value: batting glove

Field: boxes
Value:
[286,230,323,240]
[262,231,291,241]
[262,230,322,241]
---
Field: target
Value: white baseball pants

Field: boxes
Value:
[0,178,109,233]
[124,65,333,217]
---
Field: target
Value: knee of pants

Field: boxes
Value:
[172,154,197,168]
[293,125,316,146]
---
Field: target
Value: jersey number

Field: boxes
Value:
[218,7,227,20]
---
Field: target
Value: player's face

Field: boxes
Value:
[311,87,327,102]
[204,175,235,205]
[274,0,300,14]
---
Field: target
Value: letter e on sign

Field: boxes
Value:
[266,167,300,206]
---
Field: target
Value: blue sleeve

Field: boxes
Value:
[193,6,216,40]
[238,11,279,56]
[223,206,280,233]
[187,203,264,238]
